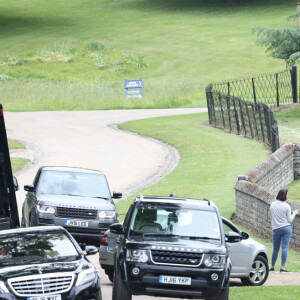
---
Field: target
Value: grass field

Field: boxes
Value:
[116,112,300,273]
[0,0,295,111]
[8,139,29,172]
[275,104,300,202]
[230,286,300,299]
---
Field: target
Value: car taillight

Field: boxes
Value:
[101,234,108,246]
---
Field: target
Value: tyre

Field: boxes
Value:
[205,280,229,300]
[29,215,36,227]
[217,281,229,300]
[112,263,131,300]
[240,255,269,286]
[105,269,114,283]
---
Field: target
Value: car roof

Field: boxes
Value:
[0,226,66,236]
[41,166,105,175]
[134,195,217,211]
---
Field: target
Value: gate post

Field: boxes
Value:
[291,64,298,103]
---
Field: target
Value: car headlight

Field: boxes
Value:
[126,249,149,263]
[0,281,9,294]
[204,255,226,268]
[76,268,97,286]
[98,210,116,219]
[36,205,55,214]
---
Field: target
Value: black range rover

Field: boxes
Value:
[110,195,241,300]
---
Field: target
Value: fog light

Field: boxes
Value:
[211,273,218,281]
[132,267,140,276]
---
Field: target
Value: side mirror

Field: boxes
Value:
[24,184,35,192]
[112,191,122,199]
[13,176,19,191]
[226,232,241,243]
[241,231,249,240]
[85,245,98,256]
[110,223,124,235]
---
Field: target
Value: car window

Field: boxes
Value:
[0,231,79,266]
[37,170,110,198]
[130,206,221,240]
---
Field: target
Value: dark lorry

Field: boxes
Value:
[0,104,19,230]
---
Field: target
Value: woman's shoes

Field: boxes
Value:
[269,267,275,271]
[280,269,289,272]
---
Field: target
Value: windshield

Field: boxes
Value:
[0,231,79,266]
[129,206,221,240]
[37,170,110,198]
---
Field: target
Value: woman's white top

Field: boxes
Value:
[269,200,295,230]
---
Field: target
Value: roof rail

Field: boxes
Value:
[203,198,211,206]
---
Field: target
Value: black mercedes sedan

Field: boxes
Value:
[0,226,102,300]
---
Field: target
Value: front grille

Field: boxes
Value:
[56,207,98,219]
[151,250,203,267]
[8,272,74,297]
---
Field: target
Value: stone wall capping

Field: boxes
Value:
[247,143,293,183]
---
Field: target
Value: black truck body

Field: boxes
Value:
[0,104,19,229]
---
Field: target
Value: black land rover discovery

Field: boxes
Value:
[110,195,241,300]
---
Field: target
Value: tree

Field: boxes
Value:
[253,5,300,67]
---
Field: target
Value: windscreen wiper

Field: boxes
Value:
[143,233,180,238]
[182,236,220,241]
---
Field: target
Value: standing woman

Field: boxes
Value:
[269,189,299,272]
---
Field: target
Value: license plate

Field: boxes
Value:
[28,295,61,300]
[64,220,88,227]
[159,275,191,285]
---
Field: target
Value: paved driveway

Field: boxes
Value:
[5,108,204,300]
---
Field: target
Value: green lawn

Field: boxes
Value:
[11,157,28,173]
[8,139,26,149]
[117,113,270,220]
[0,0,294,111]
[116,112,300,272]
[8,139,28,172]
[230,286,300,299]
[275,103,300,202]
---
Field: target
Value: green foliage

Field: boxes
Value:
[253,5,300,66]
[253,27,300,65]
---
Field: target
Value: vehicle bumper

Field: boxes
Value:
[123,262,227,299]
[37,214,116,243]
[0,278,102,300]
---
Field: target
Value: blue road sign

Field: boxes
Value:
[125,89,143,96]
[124,79,143,89]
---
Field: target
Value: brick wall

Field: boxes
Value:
[234,143,300,250]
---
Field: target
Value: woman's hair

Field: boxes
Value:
[276,189,288,201]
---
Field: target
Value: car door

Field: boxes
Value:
[23,169,42,226]
[222,218,251,276]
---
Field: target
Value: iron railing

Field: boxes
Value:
[206,66,298,152]
[210,66,297,107]
[206,87,280,153]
